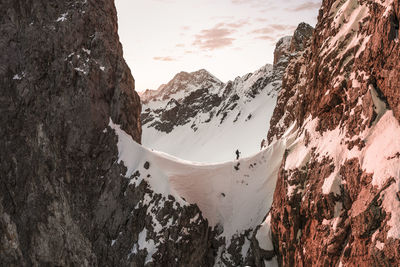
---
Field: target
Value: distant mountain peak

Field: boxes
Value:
[193,68,211,74]
[141,69,224,104]
[273,22,313,74]
[291,22,314,52]
[172,69,222,84]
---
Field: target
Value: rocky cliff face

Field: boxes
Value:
[0,0,292,265]
[3,0,399,266]
[0,0,316,262]
[0,1,216,266]
[266,0,400,266]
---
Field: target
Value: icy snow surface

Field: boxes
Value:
[13,72,25,80]
[255,213,274,251]
[142,65,278,163]
[138,228,156,264]
[56,12,68,22]
[13,74,22,80]
[109,119,296,245]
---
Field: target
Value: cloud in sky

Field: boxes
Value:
[231,0,265,6]
[191,19,250,51]
[211,15,235,20]
[251,24,296,42]
[252,24,296,34]
[153,56,176,61]
[225,19,250,28]
[256,18,269,22]
[286,1,321,12]
[116,0,321,91]
[231,0,321,13]
[231,0,278,10]
[231,0,247,3]
[231,0,251,3]
[192,23,237,50]
[255,35,275,41]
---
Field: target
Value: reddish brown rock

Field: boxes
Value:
[268,0,400,266]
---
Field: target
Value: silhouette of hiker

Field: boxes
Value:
[235,149,240,160]
[261,139,266,149]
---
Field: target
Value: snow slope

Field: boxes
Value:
[143,87,278,163]
[109,118,296,244]
[142,64,280,163]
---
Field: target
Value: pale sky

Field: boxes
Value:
[115,0,321,92]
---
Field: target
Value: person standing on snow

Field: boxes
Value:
[235,149,241,160]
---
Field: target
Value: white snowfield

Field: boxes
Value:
[108,84,400,266]
[142,64,279,163]
[143,86,278,163]
[109,119,296,244]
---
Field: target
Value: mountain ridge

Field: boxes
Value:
[139,25,310,162]
[2,0,400,266]
[140,68,224,105]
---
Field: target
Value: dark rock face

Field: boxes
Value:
[267,0,400,266]
[4,0,400,266]
[273,36,292,73]
[143,87,223,133]
[363,1,400,124]
[267,23,314,144]
[290,22,314,53]
[0,1,216,266]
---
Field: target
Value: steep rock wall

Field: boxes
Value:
[0,1,215,266]
[267,0,400,266]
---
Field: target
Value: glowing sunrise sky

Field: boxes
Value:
[115,0,321,92]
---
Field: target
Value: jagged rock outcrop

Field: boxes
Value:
[273,36,292,75]
[0,1,216,266]
[141,69,224,105]
[290,22,314,53]
[265,0,400,266]
[141,69,224,133]
[267,23,314,144]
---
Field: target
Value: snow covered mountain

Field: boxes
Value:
[109,118,291,266]
[140,25,313,162]
[4,0,400,266]
[141,66,276,163]
[140,69,224,106]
